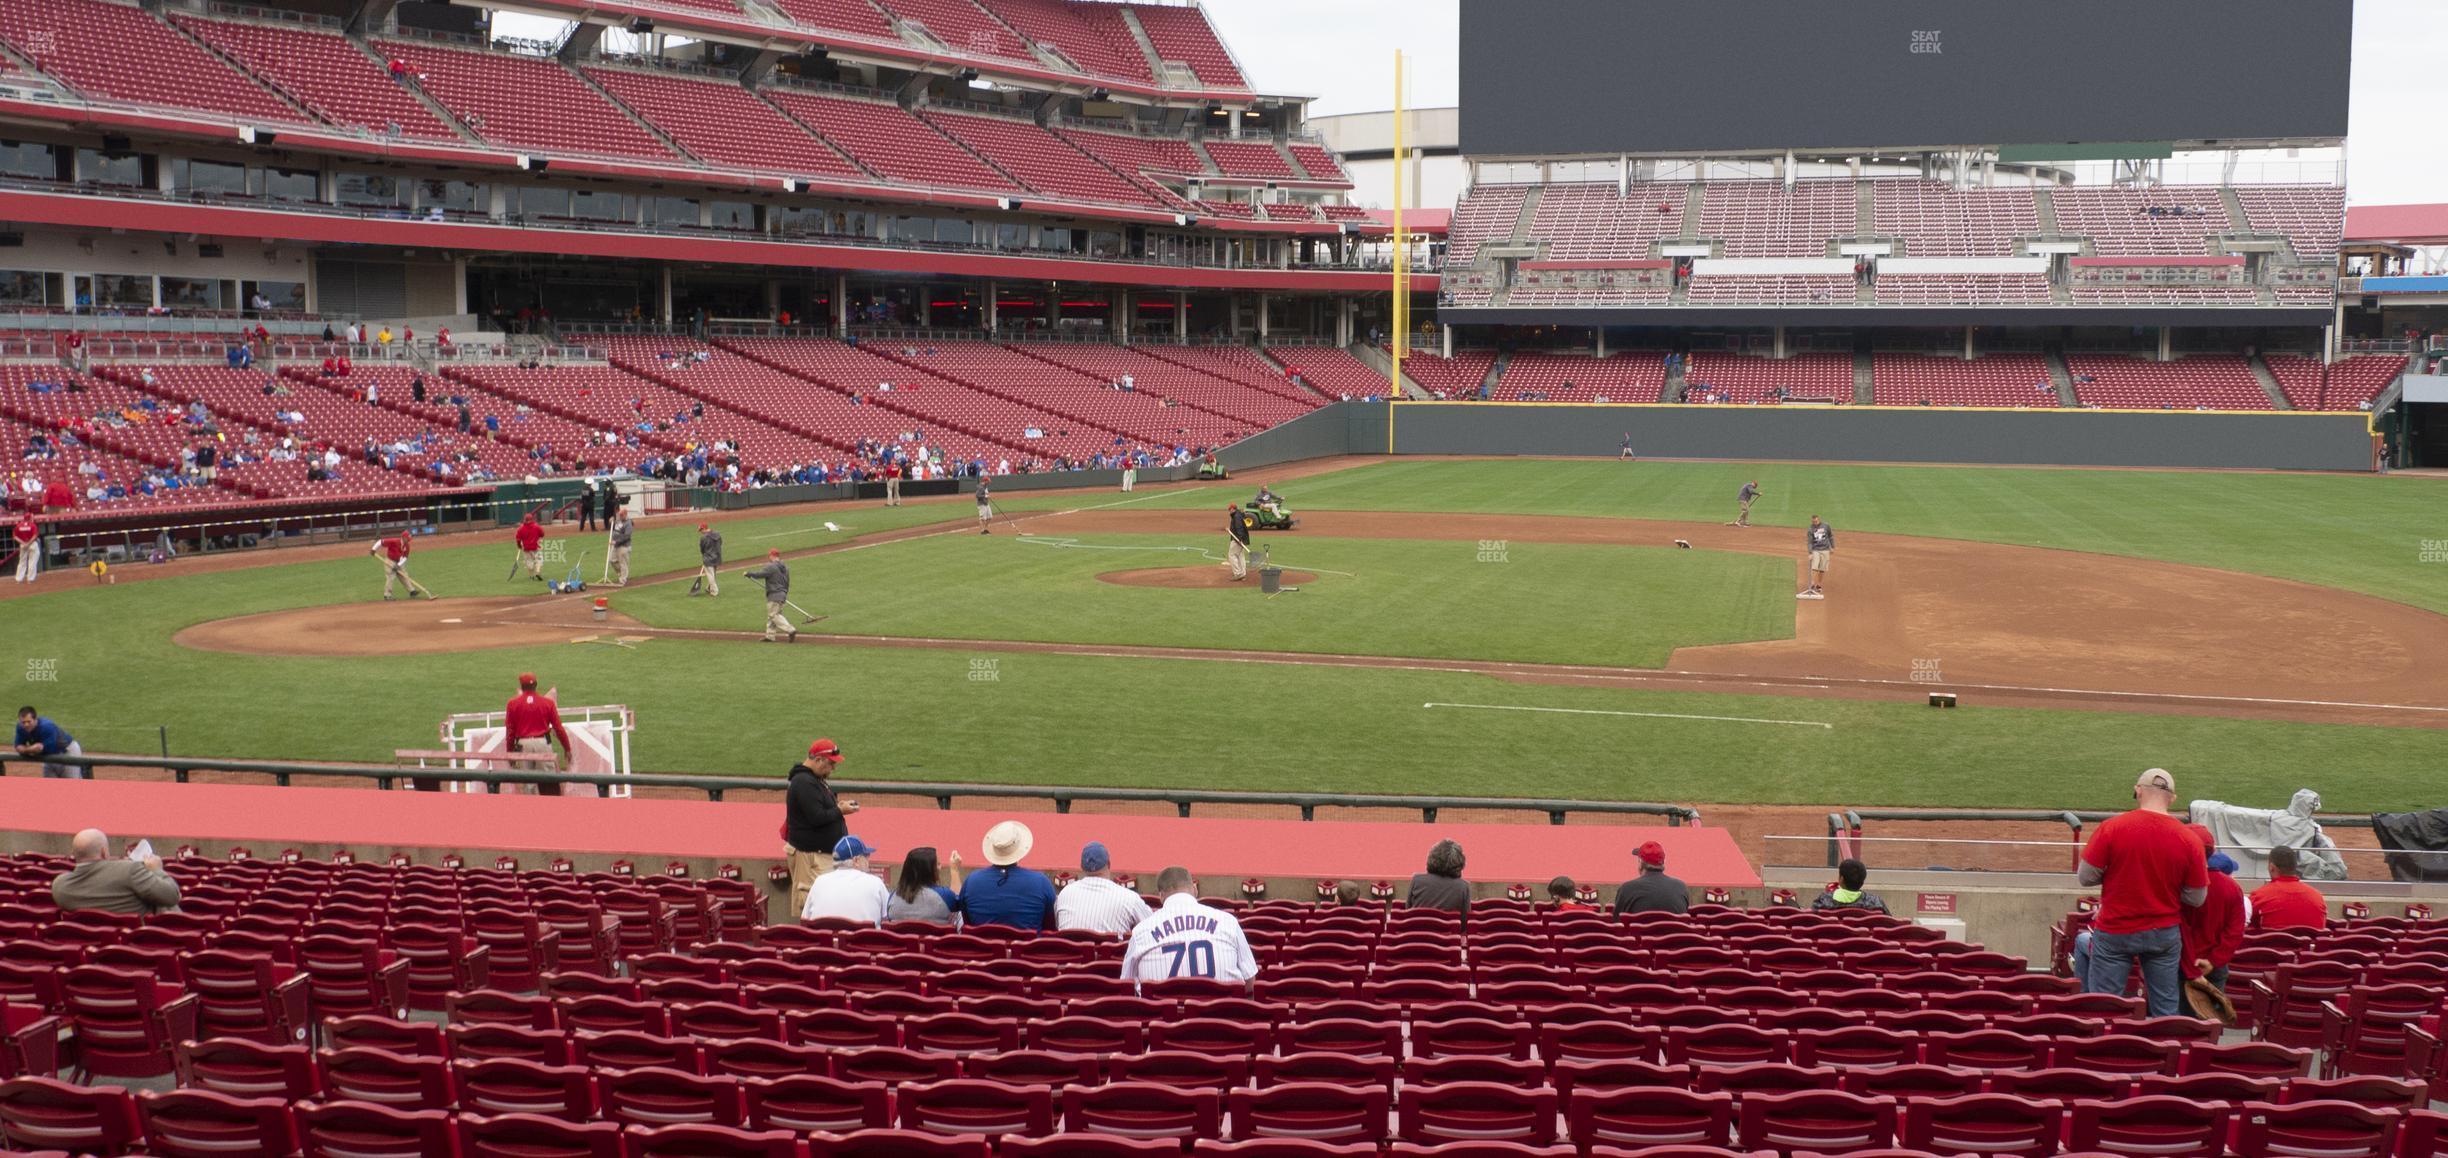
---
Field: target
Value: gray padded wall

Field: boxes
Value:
[1388,404,2373,471]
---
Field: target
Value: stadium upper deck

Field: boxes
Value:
[0,0,1403,297]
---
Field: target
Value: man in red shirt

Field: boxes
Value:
[513,513,546,581]
[11,514,38,585]
[369,534,433,601]
[42,478,73,514]
[2248,846,2330,931]
[505,672,574,796]
[2077,767,2207,1017]
[2180,823,2245,991]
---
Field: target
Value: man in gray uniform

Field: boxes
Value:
[606,510,633,586]
[1735,480,1761,527]
[1801,515,1833,600]
[745,548,795,642]
[693,522,722,597]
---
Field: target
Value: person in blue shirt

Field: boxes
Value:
[14,707,82,779]
[958,821,1056,931]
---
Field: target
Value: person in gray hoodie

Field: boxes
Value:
[744,548,795,642]
[693,522,722,597]
[606,510,633,586]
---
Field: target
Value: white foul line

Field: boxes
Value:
[1424,701,1834,729]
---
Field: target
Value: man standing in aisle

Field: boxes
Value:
[1225,503,1253,581]
[605,509,632,586]
[2077,768,2208,1018]
[782,738,851,918]
[1799,514,1832,600]
[693,522,722,597]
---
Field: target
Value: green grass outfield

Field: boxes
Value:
[1133,459,2445,613]
[6,459,2443,811]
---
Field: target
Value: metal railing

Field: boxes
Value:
[0,754,1699,826]
[1819,806,2377,871]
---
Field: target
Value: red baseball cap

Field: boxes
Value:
[808,739,843,763]
[518,672,538,690]
[698,522,709,532]
[2186,823,2217,853]
[1635,841,1666,868]
[768,548,782,559]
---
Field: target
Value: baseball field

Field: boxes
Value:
[7,457,2445,814]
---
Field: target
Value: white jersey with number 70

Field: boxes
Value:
[1121,893,1261,989]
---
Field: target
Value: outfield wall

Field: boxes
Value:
[1386,403,2377,471]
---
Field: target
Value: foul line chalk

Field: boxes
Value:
[1423,701,1833,729]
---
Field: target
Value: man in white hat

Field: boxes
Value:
[2075,767,2208,1017]
[958,820,1057,930]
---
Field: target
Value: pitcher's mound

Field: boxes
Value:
[1099,567,1319,590]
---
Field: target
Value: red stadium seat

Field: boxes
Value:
[447,1022,574,1065]
[1734,1090,1897,1155]
[173,1038,317,1100]
[293,937,411,1024]
[1060,1081,1222,1140]
[174,950,311,1044]
[832,1047,960,1087]
[573,1031,703,1074]
[703,1039,831,1082]
[2066,1096,2230,1156]
[964,1050,1101,1089]
[452,1057,599,1121]
[1227,1082,1391,1145]
[1398,1081,1559,1146]
[622,1123,803,1158]
[1898,1093,2062,1158]
[456,1112,625,1158]
[0,1077,142,1155]
[599,1066,747,1128]
[57,965,197,1079]
[743,1075,891,1134]
[805,1130,990,1158]
[1566,1088,1735,1151]
[133,1089,298,1158]
[2230,1099,2400,1158]
[316,1046,456,1112]
[293,1099,457,1158]
[894,1079,1054,1138]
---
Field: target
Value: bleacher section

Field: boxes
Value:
[919,109,1157,207]
[1683,352,1853,404]
[1871,182,2039,257]
[872,342,1246,448]
[1871,354,2059,408]
[1700,181,1856,258]
[4,847,2438,1158]
[765,0,899,39]
[173,16,462,142]
[0,0,304,126]
[1685,276,1855,306]
[764,90,1018,193]
[1531,184,1686,261]
[1449,186,1530,268]
[2048,187,2230,258]
[1494,353,1667,403]
[1267,347,1391,399]
[1398,350,1497,399]
[2266,354,2408,411]
[374,38,677,161]
[1007,344,1314,428]
[1125,3,1248,89]
[987,0,1152,84]
[2066,354,2274,410]
[2235,186,2348,261]
[606,338,1019,467]
[584,67,865,179]
[1874,275,2053,306]
[1202,139,1298,183]
[878,0,1034,63]
[1287,144,1346,183]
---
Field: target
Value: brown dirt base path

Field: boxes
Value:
[171,507,2448,730]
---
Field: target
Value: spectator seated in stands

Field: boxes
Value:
[2182,824,2245,992]
[960,821,1057,931]
[2248,845,2330,930]
[1811,857,1889,915]
[51,828,180,915]
[1548,875,1594,913]
[886,846,962,927]
[1121,866,1259,992]
[1614,840,1690,915]
[1406,838,1471,915]
[1056,840,1151,937]
[1334,880,1365,906]
[801,835,892,926]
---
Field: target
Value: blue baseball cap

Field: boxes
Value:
[1080,842,1111,873]
[833,836,878,860]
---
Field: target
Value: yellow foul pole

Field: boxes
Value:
[1390,49,1407,397]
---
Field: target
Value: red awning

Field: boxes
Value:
[2345,203,2448,247]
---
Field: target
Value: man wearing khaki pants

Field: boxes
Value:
[783,738,852,918]
[1225,503,1253,580]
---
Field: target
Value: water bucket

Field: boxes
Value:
[593,597,609,621]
